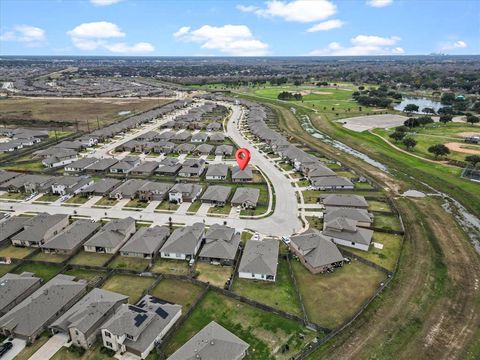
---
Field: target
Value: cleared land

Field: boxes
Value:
[0,97,171,130]
[338,114,409,132]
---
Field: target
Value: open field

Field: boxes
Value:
[150,278,203,311]
[163,290,313,360]
[292,259,386,329]
[101,274,154,303]
[0,97,171,130]
[65,195,89,204]
[108,255,150,272]
[14,262,61,281]
[195,262,232,288]
[232,257,302,316]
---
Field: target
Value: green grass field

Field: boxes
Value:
[150,278,204,311]
[94,197,118,207]
[14,262,61,281]
[36,193,60,202]
[163,290,312,360]
[291,260,386,328]
[195,262,233,288]
[232,257,302,316]
[65,195,89,204]
[69,251,112,267]
[101,274,154,303]
[0,262,16,276]
[108,256,150,272]
[63,268,107,285]
[373,214,403,232]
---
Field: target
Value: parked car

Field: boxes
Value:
[281,236,291,245]
[0,342,13,357]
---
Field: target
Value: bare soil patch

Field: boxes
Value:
[445,142,480,155]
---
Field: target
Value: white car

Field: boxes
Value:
[281,236,291,245]
[252,233,260,241]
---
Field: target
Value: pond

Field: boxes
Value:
[394,97,444,113]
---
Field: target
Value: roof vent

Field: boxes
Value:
[210,340,215,346]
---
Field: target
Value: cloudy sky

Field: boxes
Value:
[0,0,478,56]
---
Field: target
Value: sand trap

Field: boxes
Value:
[445,142,480,155]
[338,114,409,132]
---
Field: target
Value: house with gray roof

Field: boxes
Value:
[238,239,279,282]
[120,226,170,259]
[81,178,121,196]
[232,165,253,182]
[324,208,373,227]
[178,159,206,177]
[168,183,203,203]
[41,220,101,255]
[109,157,141,174]
[206,164,228,180]
[153,141,175,154]
[0,216,30,246]
[231,188,260,209]
[1,174,54,193]
[307,164,336,179]
[109,179,150,200]
[0,272,42,317]
[101,295,182,359]
[191,132,208,143]
[199,225,240,265]
[201,185,232,206]
[85,158,118,173]
[50,288,128,349]
[290,229,344,274]
[209,133,225,144]
[41,149,79,169]
[136,182,172,202]
[322,217,373,251]
[215,144,233,156]
[206,122,222,131]
[11,213,70,247]
[157,131,176,141]
[172,131,191,143]
[175,143,196,154]
[195,143,214,155]
[51,176,93,196]
[0,274,87,343]
[311,176,354,190]
[321,194,369,209]
[84,217,136,254]
[130,161,159,176]
[160,223,205,260]
[64,158,98,172]
[156,163,182,176]
[167,321,249,360]
[0,170,20,185]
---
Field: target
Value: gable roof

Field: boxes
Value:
[11,213,69,244]
[231,188,260,206]
[0,272,41,313]
[323,218,373,246]
[41,220,101,251]
[324,208,372,224]
[231,166,253,180]
[161,223,205,255]
[84,217,135,249]
[201,186,231,202]
[321,194,368,208]
[200,225,240,261]
[206,164,228,177]
[238,239,279,277]
[121,226,170,255]
[290,229,343,268]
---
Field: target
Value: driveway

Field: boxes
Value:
[28,333,68,360]
[1,338,26,360]
[196,203,212,216]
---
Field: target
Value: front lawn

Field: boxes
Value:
[306,216,323,230]
[108,256,150,272]
[302,190,321,204]
[150,258,190,275]
[150,278,204,311]
[124,199,148,208]
[163,291,312,360]
[69,251,112,267]
[186,201,201,214]
[14,262,61,282]
[101,274,154,304]
[0,192,26,200]
[156,201,180,211]
[196,262,233,288]
[291,259,385,328]
[36,193,60,202]
[232,257,302,316]
[94,197,119,207]
[0,245,35,259]
[65,195,89,204]
[208,204,232,215]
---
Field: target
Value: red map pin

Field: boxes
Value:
[235,148,251,171]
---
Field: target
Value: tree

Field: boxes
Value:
[465,155,480,166]
[389,131,406,142]
[441,92,456,105]
[466,115,479,126]
[428,144,450,159]
[403,104,419,113]
[439,115,453,124]
[402,137,417,150]
[422,107,435,114]
[438,106,454,115]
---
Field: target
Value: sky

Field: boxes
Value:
[0,0,478,56]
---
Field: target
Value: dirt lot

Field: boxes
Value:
[445,142,480,155]
[0,97,170,131]
[338,114,409,132]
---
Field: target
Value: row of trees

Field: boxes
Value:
[277,91,303,101]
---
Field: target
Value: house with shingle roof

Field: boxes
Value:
[136,182,172,202]
[109,157,141,174]
[321,194,369,209]
[290,229,344,274]
[215,144,233,156]
[167,321,249,360]
[109,179,150,200]
[311,176,354,190]
[231,188,260,209]
[322,217,373,251]
[130,161,159,176]
[178,159,206,177]
[238,239,279,282]
[85,158,119,174]
[199,225,240,265]
[64,158,98,173]
[101,295,182,360]
[160,223,205,260]
[51,176,93,196]
[201,185,231,206]
[41,220,101,255]
[120,226,170,259]
[191,132,208,143]
[0,216,30,246]
[0,274,87,343]
[0,272,42,317]
[324,208,373,227]
[209,132,225,144]
[84,217,136,254]
[81,178,121,197]
[168,183,203,203]
[50,288,128,349]
[231,166,253,182]
[206,164,228,180]
[11,213,70,247]
[195,143,214,155]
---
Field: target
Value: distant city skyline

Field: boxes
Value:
[0,0,478,56]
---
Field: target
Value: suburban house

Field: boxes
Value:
[0,274,87,343]
[0,170,20,186]
[206,164,228,180]
[175,143,196,154]
[201,185,232,206]
[167,321,249,360]
[100,295,182,359]
[322,217,374,251]
[209,133,225,144]
[231,166,254,182]
[130,161,159,176]
[206,122,222,131]
[160,223,205,260]
[168,183,203,203]
[42,149,79,168]
[191,132,208,143]
[81,178,121,197]
[84,217,136,254]
[238,239,279,282]
[311,176,354,191]
[85,159,119,174]
[109,157,141,174]
[136,182,172,202]
[64,158,98,172]
[120,226,170,259]
[195,143,214,155]
[178,159,206,177]
[50,288,128,349]
[231,188,260,209]
[306,164,336,179]
[321,194,369,209]
[41,220,101,255]
[0,272,42,317]
[290,229,344,274]
[0,216,31,246]
[156,163,181,176]
[11,213,70,247]
[153,141,175,155]
[324,208,373,228]
[199,224,241,266]
[2,174,54,193]
[215,144,233,156]
[51,176,93,196]
[109,179,150,200]
[172,130,191,143]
